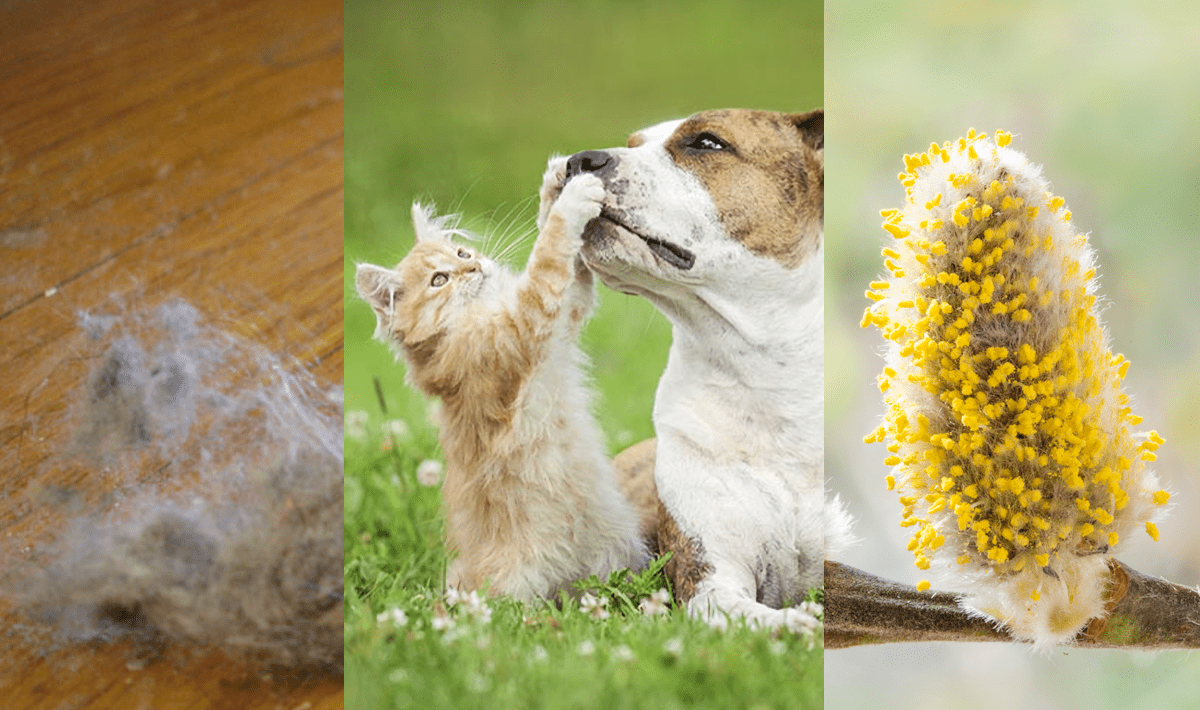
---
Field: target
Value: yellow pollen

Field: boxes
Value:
[866,129,1167,581]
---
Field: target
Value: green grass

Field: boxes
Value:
[344,427,823,710]
[345,1,824,706]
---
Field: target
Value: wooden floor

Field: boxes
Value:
[0,0,344,707]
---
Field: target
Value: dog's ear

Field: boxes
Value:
[790,109,823,152]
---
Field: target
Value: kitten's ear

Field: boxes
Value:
[411,202,467,244]
[355,263,401,337]
[411,202,445,243]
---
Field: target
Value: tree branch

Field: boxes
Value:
[825,559,1200,650]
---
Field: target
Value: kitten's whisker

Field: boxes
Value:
[450,179,484,215]
[481,216,535,266]
[496,197,535,239]
[492,229,536,265]
[482,203,518,250]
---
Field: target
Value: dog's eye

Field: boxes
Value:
[430,272,449,287]
[686,132,730,152]
[457,248,471,259]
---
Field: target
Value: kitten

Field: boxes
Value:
[355,163,650,600]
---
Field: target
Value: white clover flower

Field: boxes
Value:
[639,588,670,616]
[467,673,488,693]
[577,640,596,656]
[381,418,411,441]
[611,645,635,662]
[416,459,444,487]
[531,645,548,663]
[431,603,455,632]
[375,607,408,627]
[470,602,493,625]
[580,592,610,620]
[864,129,1172,649]
[437,587,491,624]
[345,410,369,441]
[662,637,683,658]
[768,640,787,656]
[461,589,483,612]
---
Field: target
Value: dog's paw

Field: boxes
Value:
[781,606,821,636]
[552,173,605,236]
[536,155,570,229]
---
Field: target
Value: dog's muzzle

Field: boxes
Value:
[566,150,617,179]
[567,150,696,271]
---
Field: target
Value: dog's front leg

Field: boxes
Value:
[655,441,821,634]
[659,516,820,633]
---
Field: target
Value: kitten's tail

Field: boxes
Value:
[411,202,476,243]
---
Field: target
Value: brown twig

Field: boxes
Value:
[825,559,1200,650]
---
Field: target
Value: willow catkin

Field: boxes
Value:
[863,129,1170,648]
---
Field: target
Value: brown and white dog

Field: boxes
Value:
[558,109,852,631]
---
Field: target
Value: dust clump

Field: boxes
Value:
[3,299,343,673]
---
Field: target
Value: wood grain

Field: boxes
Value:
[0,0,344,707]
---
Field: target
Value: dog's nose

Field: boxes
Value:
[566,150,616,179]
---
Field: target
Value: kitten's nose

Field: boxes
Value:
[566,150,617,179]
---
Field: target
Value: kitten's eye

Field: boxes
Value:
[685,132,730,152]
[457,248,471,259]
[430,272,449,287]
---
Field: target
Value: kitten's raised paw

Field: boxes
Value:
[553,173,605,236]
[537,155,570,229]
[540,156,569,201]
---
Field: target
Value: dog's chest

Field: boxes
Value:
[655,428,821,595]
[651,324,825,590]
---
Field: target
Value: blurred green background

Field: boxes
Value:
[826,0,1200,708]
[345,0,822,449]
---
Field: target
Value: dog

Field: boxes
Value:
[565,108,851,631]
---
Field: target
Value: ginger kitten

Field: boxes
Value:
[356,163,650,600]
